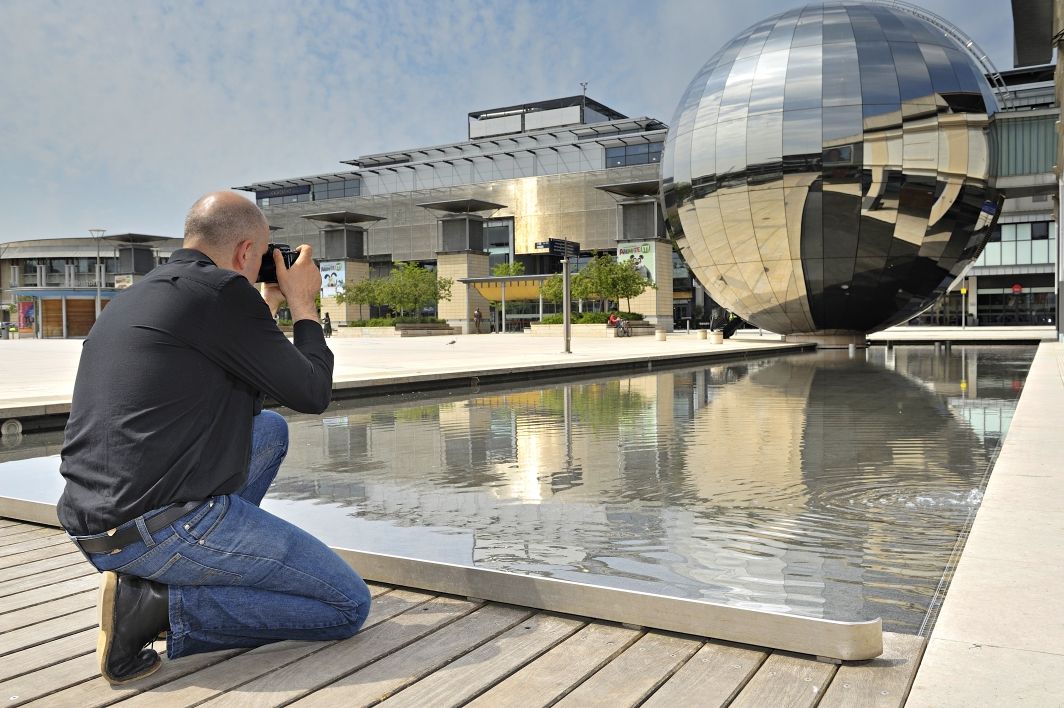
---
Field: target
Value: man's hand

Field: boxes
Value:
[261,283,285,317]
[274,244,320,323]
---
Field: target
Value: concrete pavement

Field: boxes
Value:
[0,332,811,424]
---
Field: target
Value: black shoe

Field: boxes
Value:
[97,571,169,684]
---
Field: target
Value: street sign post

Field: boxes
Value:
[549,238,579,354]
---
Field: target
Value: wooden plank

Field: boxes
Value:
[0,628,95,682]
[0,590,95,633]
[196,594,478,708]
[730,653,839,708]
[466,622,642,707]
[112,588,425,708]
[0,562,96,598]
[0,533,73,558]
[0,573,98,614]
[0,549,88,581]
[642,642,769,707]
[0,519,29,529]
[23,646,246,708]
[291,604,534,707]
[0,527,58,547]
[817,632,926,708]
[0,523,51,537]
[0,651,98,707]
[378,613,585,708]
[554,631,702,708]
[0,544,83,570]
[0,606,96,656]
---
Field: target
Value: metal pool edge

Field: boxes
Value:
[0,496,883,661]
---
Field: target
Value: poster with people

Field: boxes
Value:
[18,300,35,332]
[617,242,655,282]
[320,261,345,299]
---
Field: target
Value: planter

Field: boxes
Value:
[528,322,655,338]
[335,325,461,338]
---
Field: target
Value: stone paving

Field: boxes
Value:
[0,333,809,421]
[906,341,1064,706]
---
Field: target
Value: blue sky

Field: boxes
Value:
[0,0,1018,241]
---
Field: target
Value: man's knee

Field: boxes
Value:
[254,410,289,448]
[336,589,372,638]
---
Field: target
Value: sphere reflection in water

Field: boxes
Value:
[661,2,1002,340]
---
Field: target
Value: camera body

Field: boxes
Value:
[257,243,298,283]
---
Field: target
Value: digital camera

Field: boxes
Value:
[257,243,298,283]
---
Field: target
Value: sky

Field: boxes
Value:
[0,0,1018,242]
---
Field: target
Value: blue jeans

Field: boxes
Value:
[74,410,371,659]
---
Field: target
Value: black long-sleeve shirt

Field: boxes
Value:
[58,248,333,536]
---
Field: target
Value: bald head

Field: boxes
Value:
[183,191,269,253]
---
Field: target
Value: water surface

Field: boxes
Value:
[1,345,1034,633]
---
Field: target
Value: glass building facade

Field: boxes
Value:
[238,97,668,266]
[662,2,1003,336]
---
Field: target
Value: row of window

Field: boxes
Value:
[256,139,666,204]
[257,179,361,207]
[606,142,664,168]
[19,258,118,274]
[976,221,1057,267]
[987,222,1055,242]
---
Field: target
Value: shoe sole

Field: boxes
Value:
[97,572,162,685]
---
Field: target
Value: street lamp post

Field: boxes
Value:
[89,229,106,318]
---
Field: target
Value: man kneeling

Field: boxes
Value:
[58,192,371,683]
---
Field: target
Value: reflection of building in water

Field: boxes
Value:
[268,349,1027,628]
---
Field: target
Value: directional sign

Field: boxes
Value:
[548,238,580,257]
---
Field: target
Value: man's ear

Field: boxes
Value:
[233,239,253,269]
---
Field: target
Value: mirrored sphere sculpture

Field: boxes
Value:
[661,2,1002,339]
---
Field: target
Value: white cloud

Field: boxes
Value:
[0,0,1019,241]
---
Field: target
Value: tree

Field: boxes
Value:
[612,259,656,312]
[540,273,564,303]
[335,278,382,308]
[572,253,655,311]
[492,261,526,277]
[336,262,452,316]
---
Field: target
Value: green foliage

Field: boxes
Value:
[336,262,452,316]
[540,273,564,303]
[492,261,526,276]
[538,254,654,311]
[336,279,381,307]
[537,311,642,325]
[578,253,656,311]
[539,381,648,431]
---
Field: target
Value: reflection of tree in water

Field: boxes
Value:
[537,382,648,431]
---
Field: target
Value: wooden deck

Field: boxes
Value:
[0,519,925,707]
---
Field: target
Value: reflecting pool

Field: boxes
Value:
[0,346,1035,634]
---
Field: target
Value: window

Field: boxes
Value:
[605,141,665,168]
[312,179,361,201]
[1032,222,1049,240]
[988,225,1001,242]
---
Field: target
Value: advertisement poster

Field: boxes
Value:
[617,242,655,283]
[18,300,35,331]
[320,261,345,299]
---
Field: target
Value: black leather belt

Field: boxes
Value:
[71,500,203,554]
